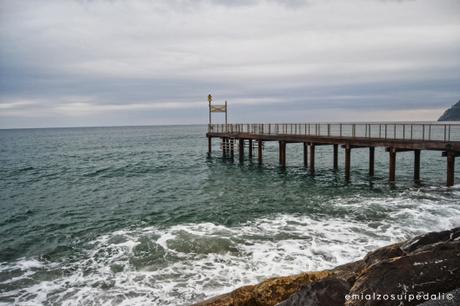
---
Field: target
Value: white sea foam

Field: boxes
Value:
[1,191,459,306]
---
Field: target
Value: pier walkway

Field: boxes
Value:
[206,122,460,186]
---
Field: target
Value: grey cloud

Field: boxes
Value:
[1,0,459,128]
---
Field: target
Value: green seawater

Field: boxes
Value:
[0,125,459,305]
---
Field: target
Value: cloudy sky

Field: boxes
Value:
[0,0,459,128]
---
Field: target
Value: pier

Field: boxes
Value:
[206,122,460,186]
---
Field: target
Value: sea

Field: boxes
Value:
[0,125,459,305]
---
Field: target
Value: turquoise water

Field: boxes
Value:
[1,125,459,305]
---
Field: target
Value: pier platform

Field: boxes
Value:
[206,122,460,186]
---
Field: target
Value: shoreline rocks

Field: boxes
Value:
[192,228,460,306]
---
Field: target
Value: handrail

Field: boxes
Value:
[208,122,460,142]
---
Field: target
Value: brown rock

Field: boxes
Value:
[276,276,352,306]
[191,271,330,306]
[333,259,366,281]
[253,271,330,306]
[192,285,256,306]
[362,243,404,267]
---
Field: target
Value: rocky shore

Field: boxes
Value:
[192,227,460,306]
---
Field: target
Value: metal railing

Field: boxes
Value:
[208,122,460,142]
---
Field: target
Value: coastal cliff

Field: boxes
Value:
[439,100,460,121]
[192,228,460,306]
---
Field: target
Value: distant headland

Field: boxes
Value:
[439,100,460,121]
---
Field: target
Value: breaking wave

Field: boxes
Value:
[1,188,460,306]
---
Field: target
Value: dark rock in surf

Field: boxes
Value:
[192,227,460,306]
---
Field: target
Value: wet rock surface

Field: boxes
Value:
[192,227,460,306]
[276,277,351,306]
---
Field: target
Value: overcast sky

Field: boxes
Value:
[1,0,459,128]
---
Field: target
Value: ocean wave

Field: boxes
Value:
[1,191,460,306]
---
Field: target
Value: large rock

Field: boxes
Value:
[192,285,256,306]
[362,242,404,267]
[192,228,460,306]
[192,271,331,306]
[192,262,363,306]
[276,277,351,306]
[347,228,460,306]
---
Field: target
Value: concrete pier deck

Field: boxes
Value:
[207,122,460,186]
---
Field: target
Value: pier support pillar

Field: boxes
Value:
[389,148,396,183]
[414,149,421,182]
[447,151,455,187]
[345,145,351,181]
[248,140,253,159]
[239,139,244,162]
[279,141,286,167]
[230,139,234,159]
[208,137,212,155]
[258,139,263,164]
[222,138,227,158]
[303,143,308,168]
[333,144,338,171]
[369,147,375,177]
[309,144,315,175]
